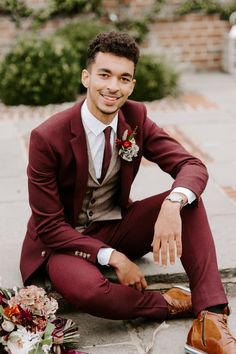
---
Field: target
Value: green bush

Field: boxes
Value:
[175,0,236,20]
[0,0,31,16]
[114,19,149,44]
[34,0,102,23]
[131,54,179,101]
[0,37,80,105]
[175,0,221,16]
[55,21,111,92]
[0,0,102,25]
[50,0,102,15]
[0,0,32,26]
[220,0,236,20]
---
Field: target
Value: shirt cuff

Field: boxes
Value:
[172,187,196,204]
[97,247,115,266]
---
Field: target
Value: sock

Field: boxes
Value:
[206,304,226,314]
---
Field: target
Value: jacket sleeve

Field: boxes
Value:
[141,109,209,199]
[27,129,109,263]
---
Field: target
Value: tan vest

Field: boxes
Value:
[76,141,122,232]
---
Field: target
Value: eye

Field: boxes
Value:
[121,77,131,83]
[99,73,109,79]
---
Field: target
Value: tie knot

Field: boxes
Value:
[104,126,112,138]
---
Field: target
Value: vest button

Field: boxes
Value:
[88,210,93,217]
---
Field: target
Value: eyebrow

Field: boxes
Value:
[98,68,133,79]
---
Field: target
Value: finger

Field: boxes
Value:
[141,276,148,290]
[152,238,161,264]
[168,237,176,265]
[135,282,142,292]
[176,234,182,258]
[161,240,168,267]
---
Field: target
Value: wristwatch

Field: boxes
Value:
[165,192,186,208]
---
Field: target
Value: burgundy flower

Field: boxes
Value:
[52,317,67,330]
[19,307,33,324]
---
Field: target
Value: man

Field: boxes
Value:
[20,32,236,353]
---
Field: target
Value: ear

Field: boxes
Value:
[81,69,90,89]
[128,79,136,97]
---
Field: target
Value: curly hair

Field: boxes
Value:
[86,31,140,69]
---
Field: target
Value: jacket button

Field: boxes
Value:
[41,250,46,257]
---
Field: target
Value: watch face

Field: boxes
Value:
[171,194,182,202]
[168,193,184,203]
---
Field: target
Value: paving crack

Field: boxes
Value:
[125,320,146,354]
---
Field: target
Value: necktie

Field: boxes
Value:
[99,126,112,183]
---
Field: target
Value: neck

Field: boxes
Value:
[96,114,116,125]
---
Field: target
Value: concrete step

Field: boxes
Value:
[32,252,236,312]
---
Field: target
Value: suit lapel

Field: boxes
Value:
[117,110,134,207]
[70,102,88,223]
[69,103,136,218]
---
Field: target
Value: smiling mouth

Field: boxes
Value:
[101,94,121,101]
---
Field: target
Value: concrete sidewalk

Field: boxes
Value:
[0,72,236,353]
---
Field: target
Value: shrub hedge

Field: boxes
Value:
[131,54,179,101]
[0,37,80,105]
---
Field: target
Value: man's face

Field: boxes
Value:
[82,52,136,123]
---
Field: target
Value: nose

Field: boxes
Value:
[107,77,119,92]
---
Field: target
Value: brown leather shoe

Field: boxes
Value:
[185,307,236,354]
[163,286,193,319]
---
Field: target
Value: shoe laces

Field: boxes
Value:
[218,314,236,345]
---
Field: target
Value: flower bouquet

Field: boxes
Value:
[0,285,86,354]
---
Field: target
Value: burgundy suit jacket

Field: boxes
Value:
[20,99,208,284]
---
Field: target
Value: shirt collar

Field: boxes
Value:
[81,99,118,136]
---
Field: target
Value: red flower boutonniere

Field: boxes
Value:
[116,127,139,162]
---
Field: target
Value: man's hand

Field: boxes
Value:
[151,199,183,267]
[109,250,147,291]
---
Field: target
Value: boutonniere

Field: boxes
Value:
[116,126,139,162]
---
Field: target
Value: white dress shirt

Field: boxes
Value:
[81,100,196,266]
[81,101,118,179]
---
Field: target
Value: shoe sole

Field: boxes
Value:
[184,344,206,354]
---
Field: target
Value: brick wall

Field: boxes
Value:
[0,0,231,70]
[146,14,230,70]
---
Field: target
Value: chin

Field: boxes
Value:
[99,106,118,116]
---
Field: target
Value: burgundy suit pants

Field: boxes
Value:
[47,191,227,320]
